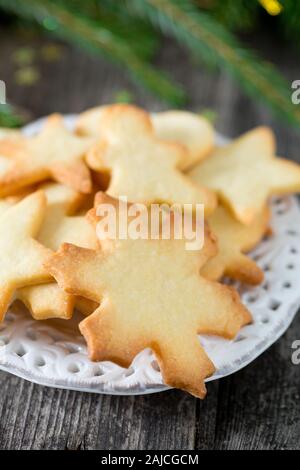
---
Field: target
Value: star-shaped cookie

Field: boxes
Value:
[0,114,93,197]
[46,193,251,398]
[76,106,214,171]
[0,194,70,320]
[202,204,270,285]
[189,127,300,224]
[18,183,98,320]
[85,105,216,214]
[18,282,75,321]
[0,190,52,321]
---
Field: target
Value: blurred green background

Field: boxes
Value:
[0,0,299,129]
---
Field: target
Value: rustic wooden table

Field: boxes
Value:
[0,30,300,450]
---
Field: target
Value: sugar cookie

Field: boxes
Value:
[0,114,93,197]
[46,193,251,398]
[202,205,270,284]
[189,127,300,224]
[86,105,216,214]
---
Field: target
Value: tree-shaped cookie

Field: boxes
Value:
[86,105,216,215]
[0,191,52,321]
[18,183,98,319]
[189,127,300,224]
[76,105,214,171]
[0,114,93,197]
[46,193,251,398]
[202,204,270,285]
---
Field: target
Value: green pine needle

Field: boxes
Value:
[1,0,300,126]
[0,104,25,128]
[0,0,186,105]
[128,0,300,127]
[113,89,134,104]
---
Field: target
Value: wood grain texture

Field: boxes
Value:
[0,29,300,450]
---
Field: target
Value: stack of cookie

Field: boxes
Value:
[0,104,300,398]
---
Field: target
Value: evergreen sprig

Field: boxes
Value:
[0,104,25,128]
[280,0,300,47]
[0,0,186,105]
[0,0,299,128]
[126,0,300,127]
[62,0,159,61]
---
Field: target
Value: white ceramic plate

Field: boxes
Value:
[0,115,299,395]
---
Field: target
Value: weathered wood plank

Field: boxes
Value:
[213,314,300,450]
[0,372,198,450]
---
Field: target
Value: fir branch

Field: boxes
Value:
[0,104,25,128]
[60,0,159,61]
[0,0,186,105]
[280,0,300,48]
[210,0,259,33]
[128,0,300,127]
